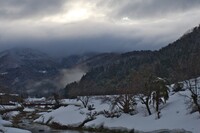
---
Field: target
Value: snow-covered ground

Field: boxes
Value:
[0,115,31,133]
[35,89,200,133]
[25,97,46,103]
[0,104,22,111]
[86,91,200,132]
[0,103,32,132]
[23,108,35,112]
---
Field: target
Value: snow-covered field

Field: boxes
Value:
[35,89,200,133]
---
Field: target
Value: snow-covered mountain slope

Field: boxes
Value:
[0,47,58,70]
[0,47,60,96]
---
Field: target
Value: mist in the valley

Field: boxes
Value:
[56,67,86,88]
[24,67,87,96]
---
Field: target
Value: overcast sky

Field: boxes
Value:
[0,0,200,56]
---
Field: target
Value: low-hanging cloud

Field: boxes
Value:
[0,0,200,56]
[57,68,86,88]
[0,0,66,20]
[97,0,200,20]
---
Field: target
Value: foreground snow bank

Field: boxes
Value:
[0,115,31,133]
[34,91,200,133]
[0,127,31,133]
[34,106,91,127]
[0,104,22,111]
[86,91,199,133]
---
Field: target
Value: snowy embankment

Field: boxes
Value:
[0,103,31,133]
[34,89,200,133]
[0,104,22,111]
[0,115,31,133]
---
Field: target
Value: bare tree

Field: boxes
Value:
[139,92,152,116]
[172,82,184,92]
[173,54,200,115]
[131,65,156,116]
[185,78,200,114]
[100,91,136,114]
[53,93,61,109]
[184,55,200,115]
[110,94,137,114]
[77,96,91,108]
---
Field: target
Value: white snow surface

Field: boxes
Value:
[35,90,200,133]
[0,117,12,126]
[35,106,90,127]
[86,91,200,133]
[61,99,82,106]
[23,108,35,112]
[2,111,20,120]
[0,104,22,111]
[0,116,31,133]
[0,127,31,133]
[25,97,46,103]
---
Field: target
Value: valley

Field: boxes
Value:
[0,10,200,133]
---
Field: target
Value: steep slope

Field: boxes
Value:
[61,52,121,70]
[64,24,200,97]
[76,53,120,69]
[64,51,158,97]
[158,25,200,80]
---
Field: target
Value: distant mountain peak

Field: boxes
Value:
[1,47,49,60]
[0,47,61,96]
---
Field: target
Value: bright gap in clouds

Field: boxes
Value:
[48,8,90,23]
[42,1,105,23]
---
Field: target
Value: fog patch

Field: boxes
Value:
[58,68,86,88]
[23,67,87,96]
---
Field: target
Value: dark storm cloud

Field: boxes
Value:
[0,0,66,20]
[0,0,200,56]
[97,0,200,19]
[0,34,145,57]
[2,0,200,21]
[0,21,143,56]
[0,20,180,57]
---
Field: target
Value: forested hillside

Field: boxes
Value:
[64,25,200,97]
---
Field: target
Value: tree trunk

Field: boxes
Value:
[145,102,152,115]
[156,90,160,119]
[140,97,152,115]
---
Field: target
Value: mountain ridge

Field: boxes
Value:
[63,24,200,97]
[1,25,200,97]
[0,47,60,96]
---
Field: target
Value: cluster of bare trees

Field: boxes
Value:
[74,55,200,119]
[184,78,200,114]
[102,94,137,114]
[129,65,169,119]
[77,96,91,108]
[92,65,170,119]
[173,54,200,115]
